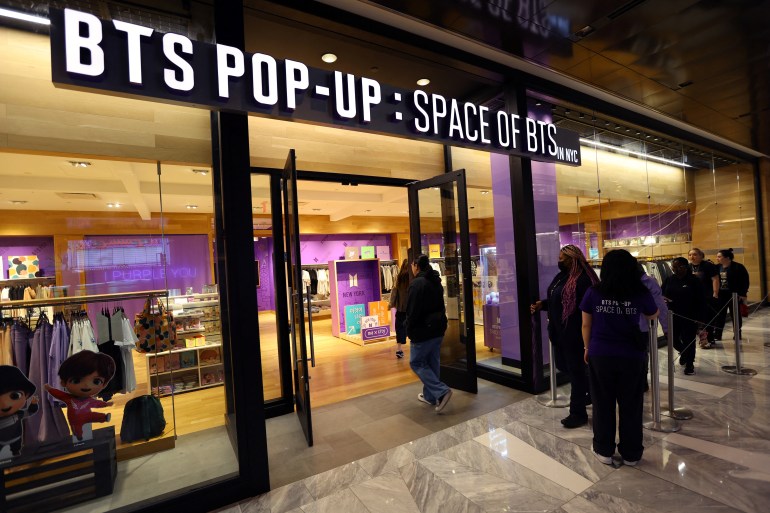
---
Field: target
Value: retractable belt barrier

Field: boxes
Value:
[537,338,569,408]
[644,318,680,433]
[662,309,693,420]
[722,293,758,376]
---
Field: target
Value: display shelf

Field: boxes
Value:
[147,343,224,396]
[147,367,198,377]
[200,362,223,369]
[177,328,205,336]
[148,342,222,357]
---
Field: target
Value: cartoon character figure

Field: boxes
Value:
[0,365,39,459]
[44,351,115,442]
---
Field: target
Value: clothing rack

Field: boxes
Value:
[300,263,329,269]
[0,289,168,311]
[0,276,56,285]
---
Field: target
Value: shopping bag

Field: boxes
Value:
[739,302,749,318]
[134,298,176,353]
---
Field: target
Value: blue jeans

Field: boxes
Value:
[410,336,450,404]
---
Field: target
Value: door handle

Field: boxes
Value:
[306,285,316,367]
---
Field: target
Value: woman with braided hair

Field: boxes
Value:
[531,245,599,428]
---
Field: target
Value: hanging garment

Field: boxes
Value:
[97,339,125,401]
[120,315,138,393]
[11,322,32,376]
[309,269,318,295]
[110,308,126,343]
[1,324,12,365]
[68,315,98,355]
[96,308,111,344]
[25,318,70,447]
[48,315,70,406]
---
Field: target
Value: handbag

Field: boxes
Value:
[120,395,167,443]
[739,302,749,318]
[134,297,177,353]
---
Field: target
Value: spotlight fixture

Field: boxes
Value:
[416,78,430,87]
[579,113,585,119]
[9,200,27,205]
[106,203,121,208]
[604,121,610,126]
[321,53,337,63]
[185,204,198,210]
[535,101,542,106]
[564,109,571,115]
[480,190,490,195]
[68,161,91,168]
[615,124,621,129]
[191,169,209,176]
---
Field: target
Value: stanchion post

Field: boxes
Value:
[537,340,569,408]
[662,309,693,420]
[644,318,680,432]
[722,292,757,376]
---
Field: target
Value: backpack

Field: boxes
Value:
[120,395,167,443]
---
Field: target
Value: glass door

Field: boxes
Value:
[408,169,477,393]
[282,149,314,446]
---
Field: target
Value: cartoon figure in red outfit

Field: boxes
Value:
[0,365,39,459]
[44,351,115,442]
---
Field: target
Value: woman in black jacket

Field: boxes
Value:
[661,257,705,375]
[712,248,750,341]
[531,245,599,428]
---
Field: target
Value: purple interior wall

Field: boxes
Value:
[607,210,691,239]
[299,234,393,264]
[420,233,479,256]
[254,237,275,311]
[559,224,587,255]
[0,236,55,280]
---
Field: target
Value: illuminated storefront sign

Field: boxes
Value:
[50,8,581,165]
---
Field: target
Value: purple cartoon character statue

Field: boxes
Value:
[0,365,39,459]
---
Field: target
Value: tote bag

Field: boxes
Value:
[134,298,176,353]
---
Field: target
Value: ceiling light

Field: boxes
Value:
[321,53,337,63]
[191,169,209,176]
[106,203,121,208]
[564,109,571,115]
[579,138,692,168]
[312,208,321,211]
[185,204,198,210]
[534,101,542,106]
[9,200,27,205]
[68,161,91,168]
[416,78,430,87]
[0,7,50,25]
[480,190,490,195]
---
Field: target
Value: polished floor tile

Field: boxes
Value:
[223,309,770,513]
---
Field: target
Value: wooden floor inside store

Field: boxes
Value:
[99,312,501,460]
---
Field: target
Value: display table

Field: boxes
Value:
[1,427,117,513]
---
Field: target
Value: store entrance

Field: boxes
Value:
[252,157,477,447]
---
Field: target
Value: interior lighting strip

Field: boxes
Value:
[579,138,692,168]
[0,7,50,25]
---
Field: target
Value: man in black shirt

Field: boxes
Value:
[688,248,719,347]
[662,258,705,375]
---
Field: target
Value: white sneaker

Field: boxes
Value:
[435,389,453,413]
[592,449,613,465]
[623,459,639,467]
[417,393,433,405]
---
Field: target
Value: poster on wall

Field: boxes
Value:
[7,256,40,279]
[345,247,360,260]
[375,246,391,260]
[429,245,441,259]
[361,246,375,259]
[344,304,366,335]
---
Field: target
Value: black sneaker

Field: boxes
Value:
[396,350,404,359]
[560,414,588,429]
[684,364,695,375]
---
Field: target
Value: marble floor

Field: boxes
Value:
[217,309,770,513]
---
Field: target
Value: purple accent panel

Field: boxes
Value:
[299,234,392,264]
[559,224,587,255]
[254,237,275,311]
[419,234,479,256]
[331,260,381,336]
[78,235,211,340]
[607,210,691,239]
[0,236,55,280]
[490,153,519,361]
[532,159,561,366]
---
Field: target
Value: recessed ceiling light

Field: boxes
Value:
[185,204,198,210]
[68,161,91,168]
[321,53,337,63]
[534,101,542,106]
[480,190,490,195]
[191,169,209,176]
[106,202,121,208]
[312,208,321,212]
[9,200,27,205]
[416,78,430,87]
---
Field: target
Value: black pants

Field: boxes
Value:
[588,355,646,461]
[672,317,697,365]
[395,311,407,344]
[713,291,742,340]
[555,341,589,419]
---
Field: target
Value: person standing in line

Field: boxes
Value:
[406,254,452,412]
[388,259,411,359]
[688,248,720,347]
[661,257,705,375]
[580,249,658,467]
[639,263,668,391]
[530,245,599,429]
[713,248,750,341]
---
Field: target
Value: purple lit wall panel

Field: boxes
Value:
[532,160,561,364]
[0,236,55,280]
[490,153,519,361]
[607,210,690,239]
[299,234,392,264]
[559,224,587,254]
